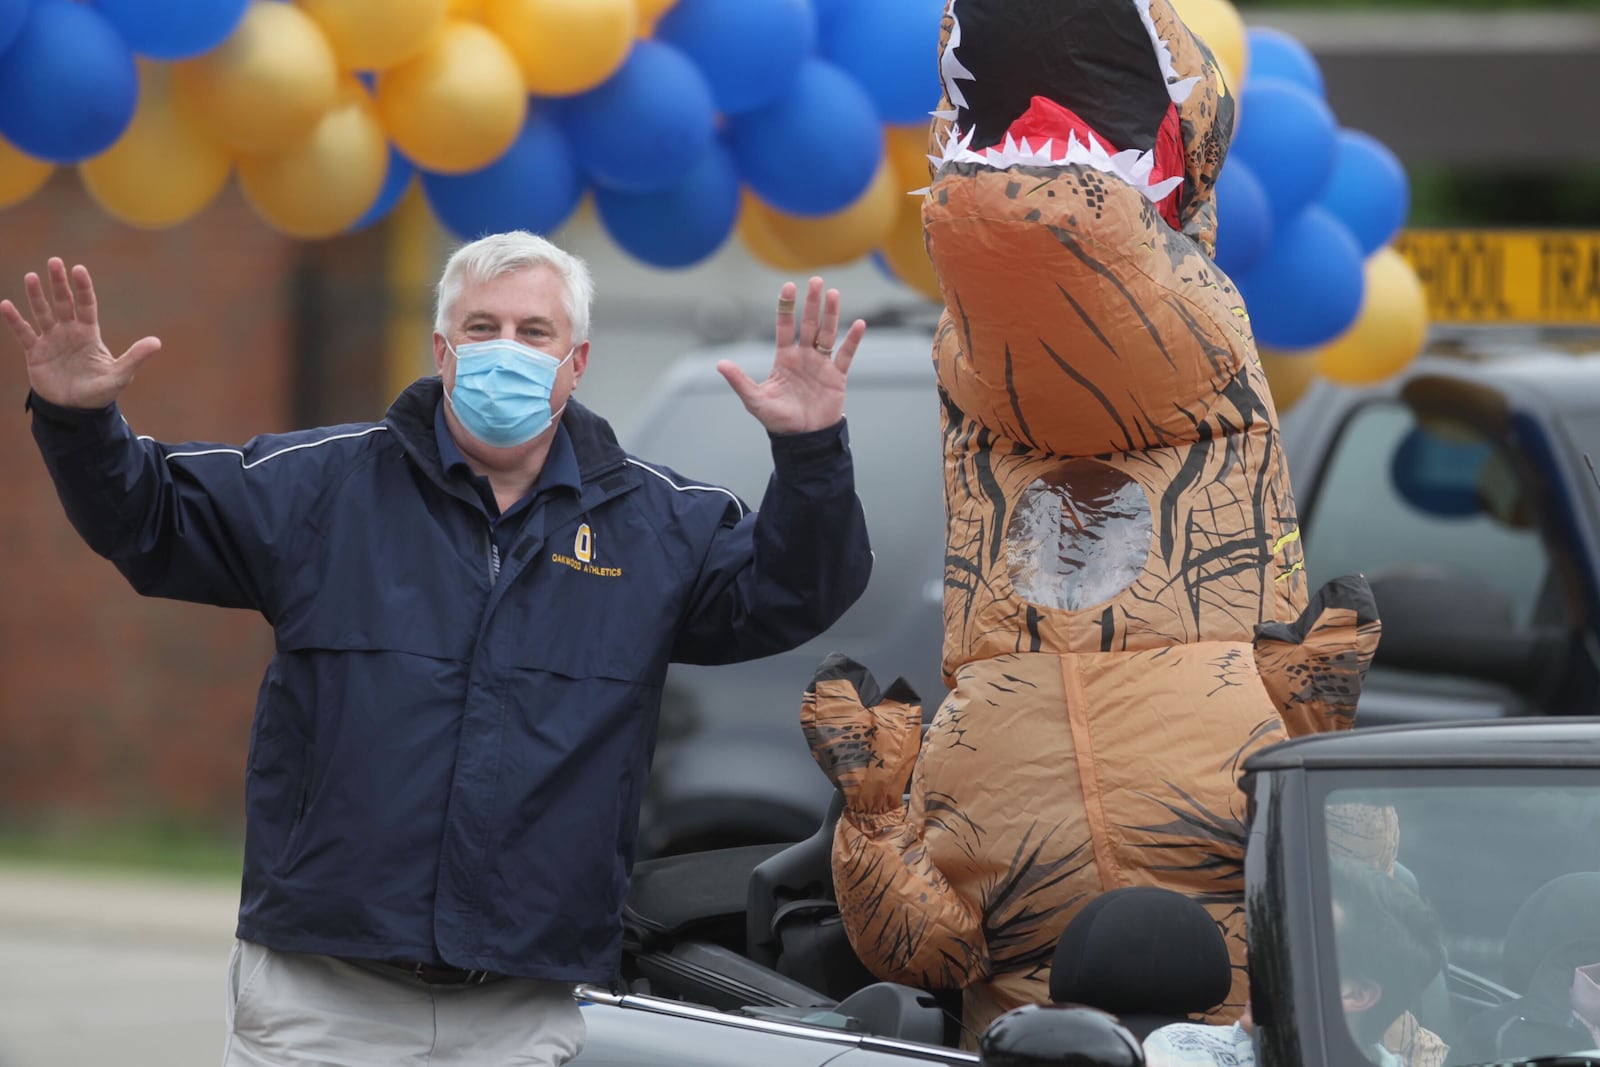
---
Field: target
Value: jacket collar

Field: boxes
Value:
[385,377,631,493]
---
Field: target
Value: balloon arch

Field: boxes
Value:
[0,0,1426,391]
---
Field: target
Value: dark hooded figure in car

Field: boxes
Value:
[801,0,1383,1037]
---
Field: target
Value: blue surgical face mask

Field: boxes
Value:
[445,337,575,449]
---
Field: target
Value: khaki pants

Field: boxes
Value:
[221,940,586,1066]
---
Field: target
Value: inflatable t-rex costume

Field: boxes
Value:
[801,0,1382,1035]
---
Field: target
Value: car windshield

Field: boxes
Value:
[623,376,945,644]
[1317,776,1600,1067]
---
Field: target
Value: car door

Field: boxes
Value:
[1289,382,1574,726]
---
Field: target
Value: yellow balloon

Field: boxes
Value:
[885,123,934,192]
[749,158,901,268]
[737,191,809,272]
[172,2,338,156]
[1170,0,1247,93]
[483,0,637,96]
[237,77,390,239]
[635,0,677,35]
[298,0,448,72]
[878,196,941,304]
[1314,247,1430,386]
[1258,347,1320,412]
[172,3,336,156]
[80,64,232,229]
[636,0,677,19]
[0,135,53,210]
[376,20,526,174]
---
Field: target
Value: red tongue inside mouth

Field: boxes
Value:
[991,94,1186,230]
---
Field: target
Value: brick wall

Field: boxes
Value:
[0,173,384,830]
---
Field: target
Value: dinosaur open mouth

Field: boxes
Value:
[933,0,1195,224]
[933,97,1187,225]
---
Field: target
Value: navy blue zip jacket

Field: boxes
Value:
[28,377,871,982]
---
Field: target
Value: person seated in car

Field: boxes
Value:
[1143,857,1445,1067]
[1326,803,1450,1067]
[1329,856,1449,1066]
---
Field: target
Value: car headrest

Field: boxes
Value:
[1503,872,1600,993]
[980,1003,1143,1067]
[1049,887,1231,1020]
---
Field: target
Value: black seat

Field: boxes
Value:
[1048,886,1232,1040]
[622,840,839,1011]
[745,789,879,999]
[1452,872,1600,1065]
[624,841,790,953]
[1498,872,1600,998]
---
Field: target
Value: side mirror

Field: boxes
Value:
[979,1004,1144,1066]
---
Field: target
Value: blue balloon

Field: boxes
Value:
[1317,128,1410,256]
[561,40,716,195]
[0,0,30,55]
[810,0,851,26]
[1233,206,1364,350]
[91,0,249,60]
[821,0,943,125]
[654,0,814,116]
[1245,26,1324,97]
[1229,77,1337,226]
[0,1,137,163]
[1390,427,1490,519]
[594,139,740,269]
[422,111,584,241]
[727,58,882,216]
[1213,158,1273,277]
[350,145,415,232]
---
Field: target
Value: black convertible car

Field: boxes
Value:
[567,718,1600,1067]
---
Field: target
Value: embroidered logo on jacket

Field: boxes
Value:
[551,523,622,578]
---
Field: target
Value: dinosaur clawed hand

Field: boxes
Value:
[800,652,924,813]
[1253,574,1383,736]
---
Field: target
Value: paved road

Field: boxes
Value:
[0,866,238,1067]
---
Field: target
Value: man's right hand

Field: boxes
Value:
[2,257,161,410]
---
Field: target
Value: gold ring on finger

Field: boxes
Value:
[814,342,834,356]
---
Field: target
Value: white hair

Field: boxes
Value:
[433,231,595,342]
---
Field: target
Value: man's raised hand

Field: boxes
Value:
[2,258,160,410]
[717,276,867,436]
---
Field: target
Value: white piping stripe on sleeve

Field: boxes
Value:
[156,425,389,470]
[626,458,746,518]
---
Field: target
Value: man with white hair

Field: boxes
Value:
[6,231,874,1066]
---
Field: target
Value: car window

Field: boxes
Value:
[1302,401,1549,629]
[1321,781,1600,1067]
[1555,409,1600,499]
[624,379,945,644]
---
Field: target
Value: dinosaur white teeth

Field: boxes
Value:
[1134,0,1197,105]
[939,10,976,111]
[935,122,1184,207]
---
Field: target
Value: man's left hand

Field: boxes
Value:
[717,276,866,435]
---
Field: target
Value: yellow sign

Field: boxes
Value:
[1395,230,1600,325]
